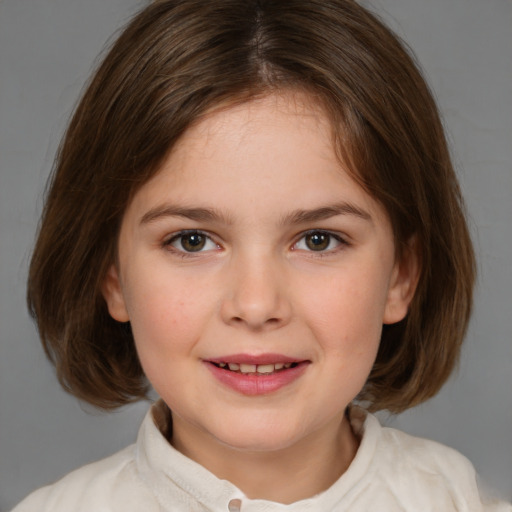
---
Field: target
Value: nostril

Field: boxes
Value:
[231,315,281,328]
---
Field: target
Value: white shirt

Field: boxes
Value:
[12,402,511,512]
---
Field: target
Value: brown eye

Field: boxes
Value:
[166,231,217,253]
[305,232,331,251]
[180,233,206,252]
[293,230,345,253]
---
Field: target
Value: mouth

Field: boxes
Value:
[205,356,310,395]
[210,361,300,375]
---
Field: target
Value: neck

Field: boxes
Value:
[170,411,359,504]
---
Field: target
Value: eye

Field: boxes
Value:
[293,230,346,252]
[165,230,219,253]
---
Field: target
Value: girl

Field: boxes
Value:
[11,0,511,510]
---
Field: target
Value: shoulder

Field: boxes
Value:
[351,408,512,511]
[380,421,476,476]
[381,426,511,511]
[353,406,476,480]
[10,444,150,512]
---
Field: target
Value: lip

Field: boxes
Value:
[204,354,310,396]
[207,353,302,365]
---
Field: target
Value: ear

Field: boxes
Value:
[383,237,420,325]
[102,264,130,322]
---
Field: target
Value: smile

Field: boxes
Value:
[205,356,310,395]
[211,362,298,375]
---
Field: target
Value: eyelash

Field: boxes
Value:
[292,230,349,255]
[163,230,219,258]
[162,229,349,258]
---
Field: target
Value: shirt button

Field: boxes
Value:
[228,498,242,511]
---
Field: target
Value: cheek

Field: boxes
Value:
[297,267,389,364]
[303,270,388,332]
[125,275,216,399]
[123,270,213,357]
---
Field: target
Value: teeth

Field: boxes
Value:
[218,362,298,374]
[239,364,256,374]
[256,364,275,374]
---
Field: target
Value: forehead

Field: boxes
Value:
[172,92,334,171]
[124,91,387,228]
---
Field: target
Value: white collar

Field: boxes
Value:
[135,401,381,511]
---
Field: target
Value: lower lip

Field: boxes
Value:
[205,362,309,396]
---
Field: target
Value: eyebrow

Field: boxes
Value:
[140,205,233,225]
[281,202,372,225]
[140,201,372,226]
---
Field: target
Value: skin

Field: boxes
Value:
[103,92,419,504]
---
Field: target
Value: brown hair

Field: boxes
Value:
[27,0,475,412]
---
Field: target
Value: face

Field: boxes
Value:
[103,93,417,457]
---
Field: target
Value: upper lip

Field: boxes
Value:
[206,353,307,365]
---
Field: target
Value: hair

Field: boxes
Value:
[27,0,475,413]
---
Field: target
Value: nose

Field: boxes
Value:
[220,252,292,331]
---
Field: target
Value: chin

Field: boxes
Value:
[210,417,307,453]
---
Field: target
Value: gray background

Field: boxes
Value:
[0,0,511,509]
